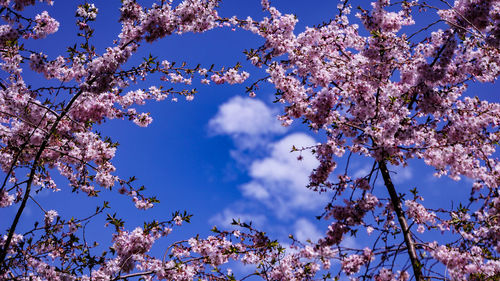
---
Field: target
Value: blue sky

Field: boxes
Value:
[9,0,343,246]
[4,0,499,276]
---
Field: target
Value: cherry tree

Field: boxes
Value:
[235,0,499,279]
[0,0,498,280]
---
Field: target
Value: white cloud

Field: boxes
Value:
[341,236,359,249]
[208,98,327,234]
[240,133,327,218]
[353,165,373,179]
[208,97,286,148]
[240,182,270,200]
[294,218,322,242]
[391,165,413,184]
[356,163,412,187]
[209,207,267,229]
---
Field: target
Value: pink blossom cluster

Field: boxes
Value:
[71,223,335,281]
[0,25,18,46]
[405,199,436,233]
[428,242,500,280]
[43,209,58,225]
[0,190,14,207]
[341,248,374,275]
[118,0,221,45]
[31,11,59,39]
[374,268,410,281]
[239,0,499,187]
[210,68,250,85]
[0,0,53,11]
[76,3,98,20]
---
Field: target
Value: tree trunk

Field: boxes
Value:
[378,160,423,281]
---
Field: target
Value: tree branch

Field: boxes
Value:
[0,77,96,272]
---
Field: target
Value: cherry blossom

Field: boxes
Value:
[0,0,498,280]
